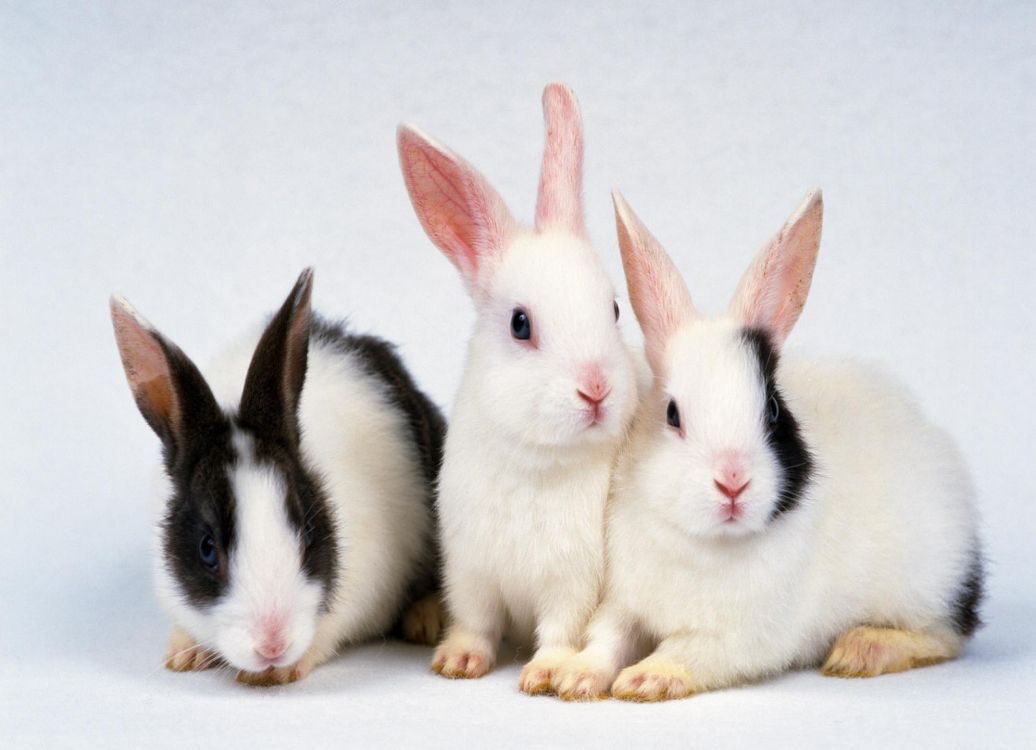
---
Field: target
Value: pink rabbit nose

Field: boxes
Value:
[255,634,288,662]
[578,363,610,404]
[577,387,610,405]
[714,478,750,501]
[254,615,289,661]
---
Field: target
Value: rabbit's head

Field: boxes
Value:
[615,190,822,537]
[399,85,637,451]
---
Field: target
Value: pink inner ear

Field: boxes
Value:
[730,191,823,345]
[111,299,180,430]
[535,83,585,234]
[398,126,515,289]
[398,131,480,278]
[613,192,697,373]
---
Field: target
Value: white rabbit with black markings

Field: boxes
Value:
[397,84,640,693]
[111,269,446,686]
[553,190,983,701]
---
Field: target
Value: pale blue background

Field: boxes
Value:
[2,2,1033,747]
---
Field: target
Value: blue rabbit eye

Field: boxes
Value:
[199,534,219,570]
[768,395,780,425]
[511,308,531,341]
[666,399,681,429]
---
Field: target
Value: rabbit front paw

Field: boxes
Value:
[611,660,697,702]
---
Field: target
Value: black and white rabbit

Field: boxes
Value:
[553,191,983,701]
[111,269,445,685]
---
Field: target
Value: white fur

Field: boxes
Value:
[572,338,978,692]
[155,324,432,674]
[398,87,644,685]
[558,192,981,697]
[436,230,640,674]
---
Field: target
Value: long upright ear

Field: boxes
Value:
[535,83,585,235]
[613,190,698,374]
[397,124,517,294]
[238,268,314,447]
[729,190,823,346]
[110,296,223,455]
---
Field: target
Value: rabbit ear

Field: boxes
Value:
[397,124,517,293]
[110,295,223,454]
[729,190,823,346]
[613,190,698,373]
[238,268,313,448]
[535,83,585,235]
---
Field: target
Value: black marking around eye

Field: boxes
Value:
[162,420,237,608]
[741,328,814,520]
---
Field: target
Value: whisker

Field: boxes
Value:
[147,635,223,678]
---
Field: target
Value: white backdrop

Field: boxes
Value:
[2,2,1034,747]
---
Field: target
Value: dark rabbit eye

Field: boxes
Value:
[666,399,681,430]
[613,301,620,321]
[199,534,219,571]
[511,308,531,341]
[768,395,780,425]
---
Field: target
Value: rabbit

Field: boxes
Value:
[110,268,446,686]
[552,190,984,702]
[396,83,641,693]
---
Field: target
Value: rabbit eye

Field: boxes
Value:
[666,399,681,430]
[768,395,780,425]
[199,534,219,571]
[510,308,531,341]
[613,301,620,321]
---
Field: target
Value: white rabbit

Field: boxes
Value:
[397,84,640,692]
[553,190,983,701]
[111,269,445,685]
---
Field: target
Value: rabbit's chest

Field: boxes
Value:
[612,518,805,643]
[442,457,608,594]
[489,479,603,567]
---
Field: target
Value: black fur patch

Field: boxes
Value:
[741,328,814,520]
[311,317,446,602]
[238,269,312,450]
[950,551,985,637]
[151,333,230,468]
[143,333,240,608]
[161,415,238,607]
